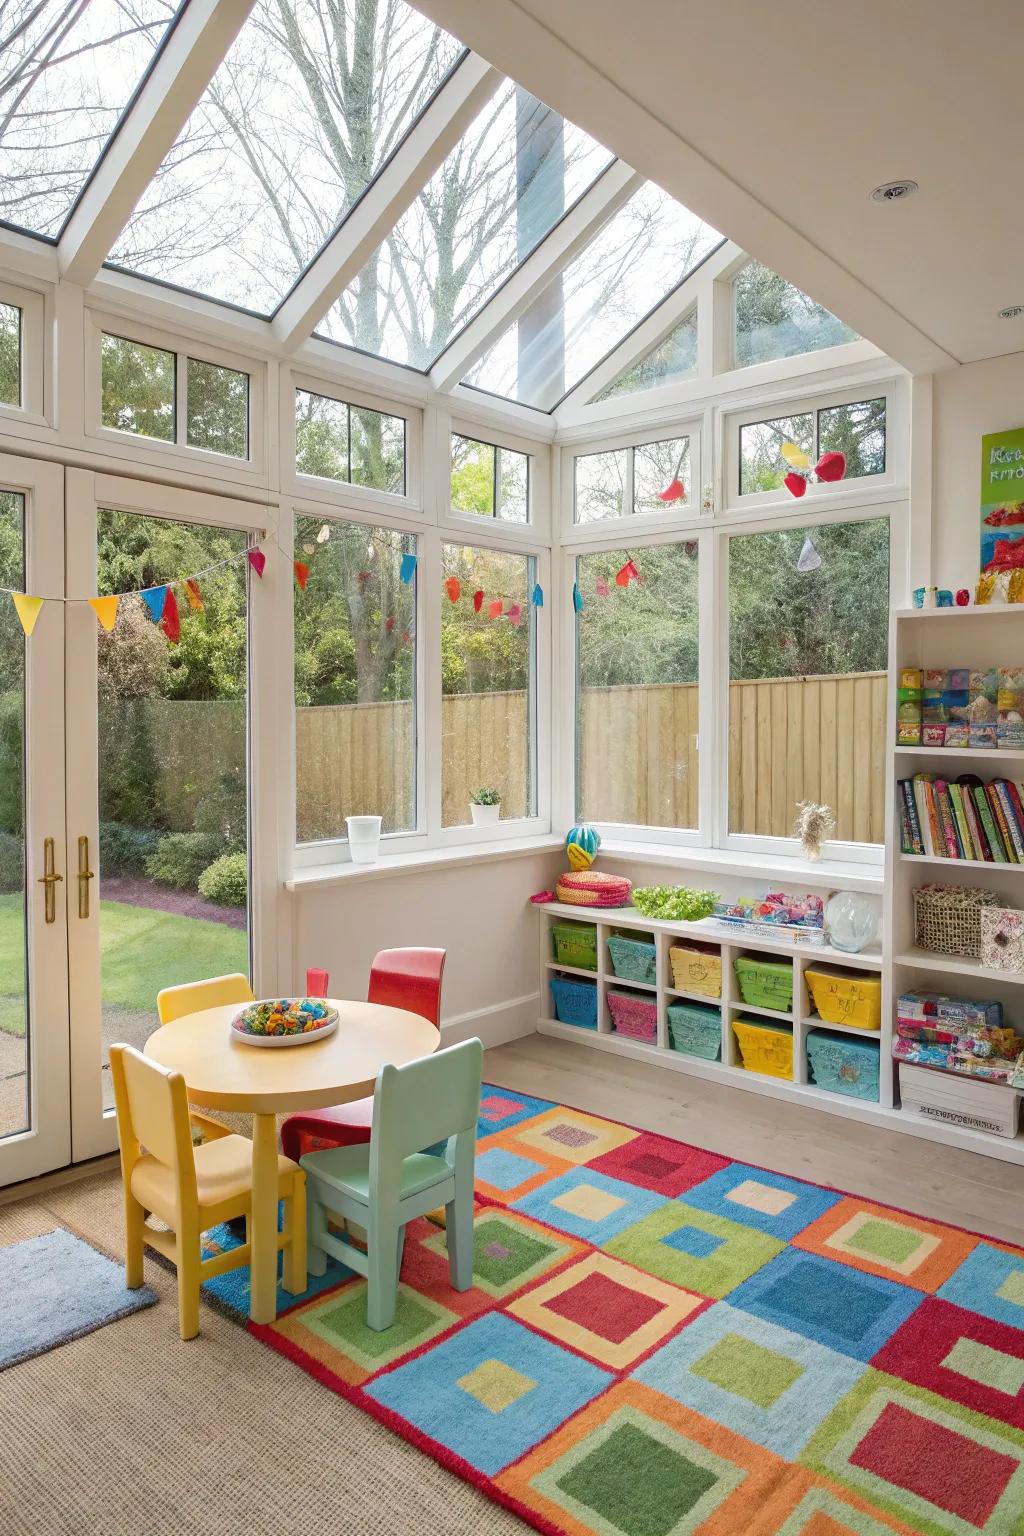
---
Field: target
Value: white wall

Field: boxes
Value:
[931,350,1024,589]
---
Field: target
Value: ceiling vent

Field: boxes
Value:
[870,180,919,203]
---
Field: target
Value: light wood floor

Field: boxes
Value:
[0,1032,1021,1536]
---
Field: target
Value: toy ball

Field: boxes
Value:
[565,822,601,870]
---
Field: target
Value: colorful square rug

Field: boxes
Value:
[223,1088,1024,1535]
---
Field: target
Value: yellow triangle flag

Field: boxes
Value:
[11,593,43,637]
[781,441,811,470]
[89,595,119,632]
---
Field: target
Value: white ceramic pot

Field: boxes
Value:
[470,801,501,827]
[346,814,382,864]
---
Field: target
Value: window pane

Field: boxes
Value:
[0,1,179,238]
[322,82,612,367]
[739,412,813,497]
[734,260,857,367]
[351,407,405,495]
[497,448,529,523]
[441,545,535,827]
[634,438,691,514]
[0,305,20,408]
[818,397,886,479]
[0,490,28,1139]
[728,519,889,844]
[466,184,722,410]
[593,308,698,402]
[296,389,349,481]
[451,436,495,517]
[294,518,416,842]
[186,359,248,458]
[575,450,626,523]
[109,2,463,313]
[101,335,175,442]
[576,544,699,829]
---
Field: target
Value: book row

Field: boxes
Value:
[898,773,1024,861]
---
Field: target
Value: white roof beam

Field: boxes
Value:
[272,54,501,353]
[429,161,641,395]
[58,0,257,288]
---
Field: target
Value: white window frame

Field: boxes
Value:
[443,416,545,538]
[561,418,703,544]
[286,369,422,517]
[0,275,47,427]
[84,308,266,481]
[726,378,905,516]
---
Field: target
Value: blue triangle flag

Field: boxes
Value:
[141,586,167,623]
[531,582,544,607]
[572,582,584,613]
[399,553,417,585]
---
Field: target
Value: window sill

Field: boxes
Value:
[596,840,884,893]
[284,834,564,891]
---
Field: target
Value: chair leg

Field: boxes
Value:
[447,1186,474,1293]
[396,1225,406,1277]
[124,1188,146,1290]
[306,1194,328,1277]
[176,1217,202,1340]
[367,1220,400,1331]
[282,1173,307,1295]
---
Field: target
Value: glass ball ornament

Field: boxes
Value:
[825,890,878,954]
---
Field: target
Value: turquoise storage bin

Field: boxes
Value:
[667,1001,722,1060]
[607,934,657,984]
[806,1028,880,1101]
[549,976,598,1030]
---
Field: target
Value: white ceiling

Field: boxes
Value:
[413,0,1024,374]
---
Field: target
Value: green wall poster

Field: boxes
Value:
[981,426,1024,572]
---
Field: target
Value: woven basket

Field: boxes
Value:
[913,883,1001,958]
[555,870,632,908]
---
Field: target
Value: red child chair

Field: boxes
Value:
[281,948,446,1162]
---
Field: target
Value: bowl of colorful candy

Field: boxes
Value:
[230,998,339,1048]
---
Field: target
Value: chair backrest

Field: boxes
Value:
[157,973,254,1025]
[367,948,446,1028]
[109,1044,197,1205]
[370,1038,482,1177]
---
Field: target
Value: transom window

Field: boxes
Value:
[295,390,406,496]
[450,435,529,523]
[574,437,692,523]
[100,334,250,459]
[733,259,858,368]
[738,397,886,497]
[0,304,21,409]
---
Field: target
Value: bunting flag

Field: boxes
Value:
[141,586,167,623]
[781,441,812,471]
[246,549,266,578]
[184,579,204,612]
[316,524,331,543]
[385,616,395,633]
[161,588,181,645]
[399,553,417,585]
[11,593,43,637]
[488,598,503,620]
[531,583,544,607]
[89,595,119,632]
[294,560,310,591]
[445,576,462,603]
[684,540,698,559]
[402,630,411,645]
[507,602,522,628]
[616,559,640,587]
[473,589,484,613]
[596,576,610,598]
[572,583,584,613]
[815,450,846,483]
[657,477,685,504]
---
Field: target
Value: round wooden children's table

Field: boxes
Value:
[145,1000,439,1324]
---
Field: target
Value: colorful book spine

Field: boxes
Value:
[961,786,990,860]
[898,786,914,854]
[903,780,924,854]
[973,784,1008,862]
[1006,781,1024,842]
[912,778,933,855]
[922,778,942,856]
[993,781,1024,861]
[934,782,962,858]
[948,784,976,861]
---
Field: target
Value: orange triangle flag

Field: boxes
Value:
[89,595,119,632]
[184,579,204,611]
[294,560,310,591]
[11,593,43,637]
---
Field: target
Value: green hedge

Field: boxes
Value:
[198,852,247,907]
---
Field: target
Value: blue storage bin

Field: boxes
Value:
[549,976,598,1030]
[666,1000,722,1060]
[607,933,657,984]
[806,1028,880,1101]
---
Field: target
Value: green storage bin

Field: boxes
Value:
[551,921,598,971]
[733,953,793,1012]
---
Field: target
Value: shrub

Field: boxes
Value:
[198,852,248,907]
[146,831,222,890]
[0,830,24,895]
[99,821,159,878]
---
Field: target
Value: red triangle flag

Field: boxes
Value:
[488,598,503,619]
[294,560,309,591]
[247,549,266,578]
[615,559,639,587]
[814,450,846,483]
[161,587,181,644]
[445,576,461,603]
[473,589,484,613]
[783,471,808,498]
[657,477,685,503]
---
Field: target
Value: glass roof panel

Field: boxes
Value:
[0,0,181,238]
[464,183,723,411]
[108,0,464,314]
[318,81,613,368]
[734,258,858,366]
[591,307,698,402]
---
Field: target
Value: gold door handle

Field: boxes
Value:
[37,836,63,924]
[78,835,95,920]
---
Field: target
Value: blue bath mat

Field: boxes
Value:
[0,1228,156,1369]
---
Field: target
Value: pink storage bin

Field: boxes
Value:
[607,988,658,1041]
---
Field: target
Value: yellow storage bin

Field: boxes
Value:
[804,967,882,1031]
[732,1017,793,1079]
[668,943,722,998]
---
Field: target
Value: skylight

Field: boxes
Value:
[592,308,699,402]
[463,184,723,411]
[108,0,465,314]
[0,0,181,239]
[317,80,613,369]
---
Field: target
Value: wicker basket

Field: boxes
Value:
[913,883,1002,959]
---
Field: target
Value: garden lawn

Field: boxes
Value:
[0,894,247,1037]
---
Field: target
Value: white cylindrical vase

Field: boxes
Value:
[346,815,382,864]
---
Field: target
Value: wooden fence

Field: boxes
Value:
[132,671,887,844]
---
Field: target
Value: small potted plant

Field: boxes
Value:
[470,787,502,827]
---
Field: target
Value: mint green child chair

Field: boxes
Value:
[301,1037,483,1330]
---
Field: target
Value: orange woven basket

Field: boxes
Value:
[555,870,632,908]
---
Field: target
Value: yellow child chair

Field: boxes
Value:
[110,1043,306,1340]
[157,973,255,1140]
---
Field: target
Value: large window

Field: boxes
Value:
[441,544,537,827]
[100,333,251,459]
[295,390,406,495]
[738,397,886,497]
[728,517,890,845]
[575,543,699,830]
[574,437,692,523]
[734,260,858,368]
[294,517,417,844]
[450,435,529,523]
